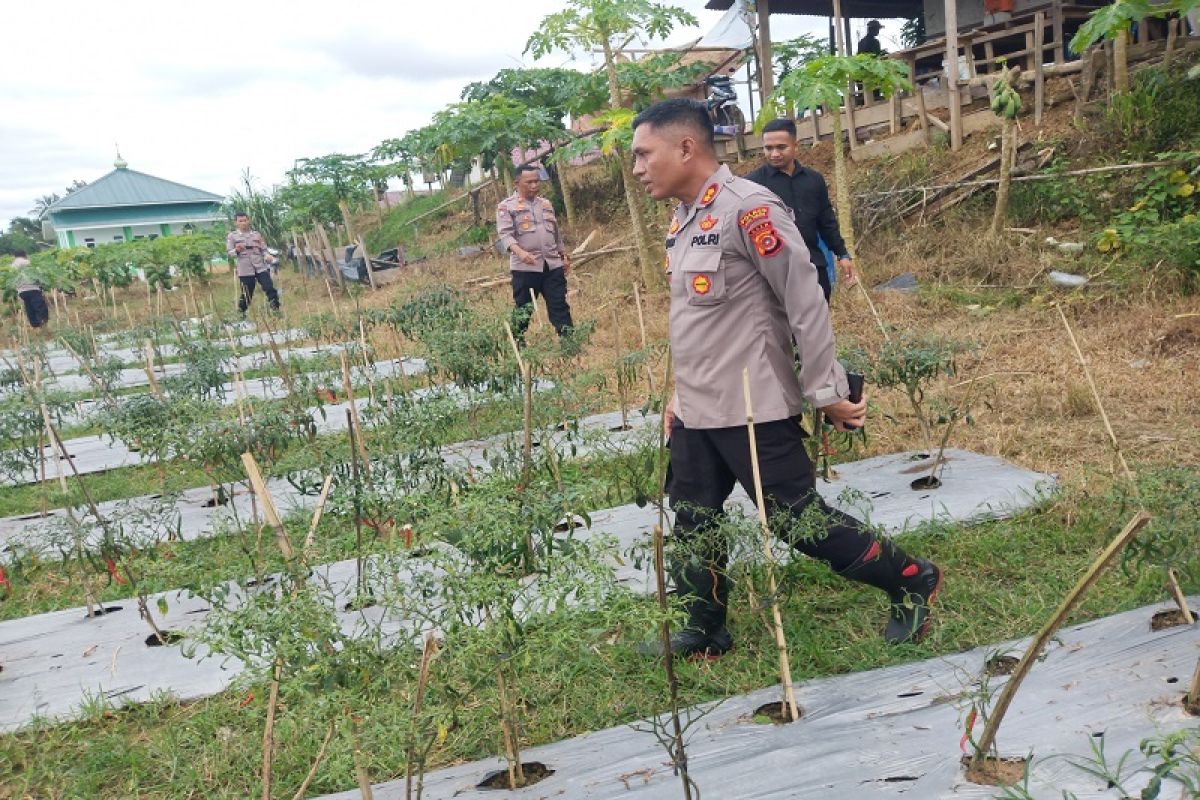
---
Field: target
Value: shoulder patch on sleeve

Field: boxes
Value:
[747,220,784,258]
[738,206,771,229]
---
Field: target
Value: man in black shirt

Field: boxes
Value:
[858,20,884,55]
[746,118,856,302]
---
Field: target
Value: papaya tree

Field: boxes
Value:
[761,54,910,263]
[288,153,374,240]
[1071,0,1200,93]
[526,0,699,289]
[988,64,1023,237]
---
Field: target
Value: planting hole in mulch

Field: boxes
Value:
[17,511,53,521]
[608,424,633,432]
[910,475,942,490]
[1167,677,1180,684]
[897,691,923,698]
[985,655,1019,676]
[201,495,231,508]
[1151,609,1194,630]
[750,701,803,724]
[243,576,276,588]
[144,630,184,647]
[962,755,1028,786]
[84,605,124,619]
[344,597,377,611]
[476,762,555,789]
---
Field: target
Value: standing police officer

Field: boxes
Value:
[226,212,280,315]
[630,99,942,658]
[496,165,573,340]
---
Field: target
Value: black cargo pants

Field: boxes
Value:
[511,262,573,339]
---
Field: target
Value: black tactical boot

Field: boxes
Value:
[640,562,732,660]
[839,538,943,645]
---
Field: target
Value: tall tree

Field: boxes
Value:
[761,54,910,263]
[526,0,699,288]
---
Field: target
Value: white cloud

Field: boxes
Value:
[2,0,906,225]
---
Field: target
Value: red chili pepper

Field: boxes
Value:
[402,524,413,548]
[240,692,255,708]
[960,707,977,754]
[0,566,11,592]
[105,558,128,585]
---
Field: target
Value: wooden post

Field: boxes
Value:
[1052,0,1065,65]
[356,236,377,290]
[758,0,774,109]
[945,0,963,150]
[832,0,857,151]
[1034,12,1046,126]
[315,225,345,290]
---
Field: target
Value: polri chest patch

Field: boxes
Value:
[690,233,720,247]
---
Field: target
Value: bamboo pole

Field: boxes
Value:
[742,369,800,722]
[972,511,1151,762]
[405,633,440,800]
[633,283,656,398]
[340,351,370,472]
[303,476,335,553]
[143,339,164,399]
[289,721,336,800]
[356,236,377,290]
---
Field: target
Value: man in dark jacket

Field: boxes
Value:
[745,119,856,302]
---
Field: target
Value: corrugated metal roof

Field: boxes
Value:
[47,167,223,211]
[705,0,923,17]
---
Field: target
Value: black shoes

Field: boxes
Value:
[840,539,943,645]
[883,557,942,645]
[640,562,733,660]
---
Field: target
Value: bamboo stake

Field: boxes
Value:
[633,283,657,398]
[650,350,695,800]
[405,633,440,800]
[972,511,1152,763]
[289,720,336,800]
[1057,306,1133,483]
[240,453,297,566]
[742,369,800,722]
[356,236,377,290]
[32,361,68,494]
[349,712,375,800]
[303,476,335,553]
[143,339,164,400]
[1187,657,1200,711]
[340,351,370,472]
[1167,568,1195,625]
[262,659,282,800]
[612,307,628,430]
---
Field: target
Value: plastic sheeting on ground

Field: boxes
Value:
[316,599,1200,799]
[0,445,1056,733]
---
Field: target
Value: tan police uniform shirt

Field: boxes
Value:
[226,230,271,277]
[496,193,565,272]
[666,164,849,429]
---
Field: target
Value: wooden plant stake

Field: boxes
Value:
[346,409,369,603]
[303,476,335,553]
[240,453,298,570]
[1167,568,1194,625]
[613,307,628,430]
[289,720,336,800]
[633,283,656,397]
[742,369,800,722]
[651,351,696,800]
[972,511,1151,765]
[340,351,371,473]
[405,632,440,800]
[32,362,68,494]
[734,371,801,724]
[1187,656,1200,712]
[143,339,164,400]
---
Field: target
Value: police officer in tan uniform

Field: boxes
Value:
[226,212,280,315]
[496,165,573,340]
[631,99,942,658]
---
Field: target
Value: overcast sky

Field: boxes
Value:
[1,1,904,225]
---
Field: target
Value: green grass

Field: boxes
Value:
[1,468,1194,799]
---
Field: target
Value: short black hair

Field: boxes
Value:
[13,250,28,258]
[234,211,249,220]
[632,98,715,152]
[516,164,540,177]
[761,118,798,138]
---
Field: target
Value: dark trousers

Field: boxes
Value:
[18,289,49,328]
[511,263,573,339]
[238,271,280,313]
[668,416,875,571]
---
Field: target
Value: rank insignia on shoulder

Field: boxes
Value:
[669,217,681,234]
[699,183,719,207]
[738,206,771,229]
[521,222,532,231]
[691,273,713,295]
[698,214,719,231]
[664,255,671,273]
